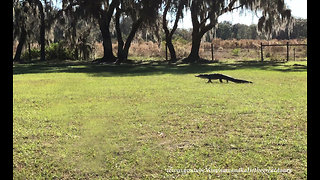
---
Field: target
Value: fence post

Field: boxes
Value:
[260,42,264,62]
[286,41,289,61]
[293,48,296,61]
[211,43,214,61]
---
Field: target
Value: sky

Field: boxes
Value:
[177,0,307,29]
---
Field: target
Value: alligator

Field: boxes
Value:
[195,73,253,83]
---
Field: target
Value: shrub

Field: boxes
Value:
[231,48,240,56]
[45,42,75,60]
[21,48,40,61]
[21,42,76,61]
[172,36,189,45]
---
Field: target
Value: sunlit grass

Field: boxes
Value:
[13,60,307,179]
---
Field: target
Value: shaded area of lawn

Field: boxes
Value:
[13,59,307,77]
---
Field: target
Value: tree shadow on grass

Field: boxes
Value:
[13,59,307,77]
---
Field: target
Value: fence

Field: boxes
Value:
[260,42,307,62]
[102,40,306,61]
[164,41,307,62]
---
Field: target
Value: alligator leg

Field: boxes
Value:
[207,79,212,83]
[219,79,223,83]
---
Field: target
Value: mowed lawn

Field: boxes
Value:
[13,60,307,179]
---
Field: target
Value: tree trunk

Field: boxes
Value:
[28,42,31,61]
[166,39,176,62]
[182,0,217,63]
[183,31,201,63]
[162,0,185,63]
[35,0,46,61]
[39,19,45,61]
[123,19,142,59]
[13,28,27,62]
[182,1,202,63]
[98,18,116,62]
[115,7,125,63]
[40,23,46,61]
[96,1,119,63]
[115,18,143,64]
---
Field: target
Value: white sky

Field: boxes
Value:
[177,0,307,29]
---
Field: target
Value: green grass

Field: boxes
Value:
[13,60,307,179]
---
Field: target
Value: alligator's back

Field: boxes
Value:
[196,73,232,79]
[209,73,233,79]
[196,73,252,83]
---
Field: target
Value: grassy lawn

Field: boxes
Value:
[13,60,307,179]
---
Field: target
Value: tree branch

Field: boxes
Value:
[198,11,212,28]
[190,1,199,28]
[169,0,184,37]
[105,0,120,24]
[162,0,171,36]
[220,0,245,16]
[199,21,215,37]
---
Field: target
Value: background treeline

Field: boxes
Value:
[15,18,307,61]
[52,18,308,43]
[214,19,307,40]
[171,19,307,42]
[13,0,304,63]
